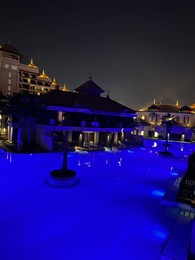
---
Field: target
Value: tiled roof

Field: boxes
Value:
[141,104,182,113]
[179,105,193,113]
[74,77,105,96]
[148,104,160,111]
[38,89,135,114]
[157,105,181,112]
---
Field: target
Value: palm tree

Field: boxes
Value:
[7,92,44,152]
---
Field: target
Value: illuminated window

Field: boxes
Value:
[11,65,17,70]
[58,111,63,122]
[141,115,145,120]
[8,86,11,91]
[8,72,12,77]
[5,63,9,68]
[8,79,11,84]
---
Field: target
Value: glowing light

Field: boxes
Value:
[6,152,12,162]
[170,172,179,176]
[152,142,157,147]
[152,190,165,197]
[118,158,122,166]
[154,132,158,138]
[84,162,91,167]
[152,230,167,239]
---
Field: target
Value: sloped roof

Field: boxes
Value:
[38,89,135,114]
[148,104,160,111]
[0,44,21,56]
[157,105,181,112]
[74,77,105,96]
[141,104,182,113]
[179,105,193,113]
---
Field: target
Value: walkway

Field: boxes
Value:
[162,178,195,259]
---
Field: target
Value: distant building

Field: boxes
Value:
[136,101,195,142]
[0,44,58,95]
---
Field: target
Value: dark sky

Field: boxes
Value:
[1,0,195,109]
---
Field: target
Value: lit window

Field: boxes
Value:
[8,86,11,91]
[8,79,11,84]
[8,72,12,77]
[5,63,9,68]
[11,65,17,70]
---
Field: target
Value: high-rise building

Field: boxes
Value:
[0,44,57,95]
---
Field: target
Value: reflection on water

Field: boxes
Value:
[0,140,194,260]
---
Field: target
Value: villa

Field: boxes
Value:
[136,101,195,142]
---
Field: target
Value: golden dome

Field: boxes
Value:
[28,58,37,68]
[63,83,68,91]
[38,69,50,79]
[51,77,58,86]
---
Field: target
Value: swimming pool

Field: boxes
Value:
[0,140,194,260]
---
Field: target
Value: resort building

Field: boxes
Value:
[7,77,137,152]
[0,44,57,96]
[1,43,194,149]
[36,77,137,151]
[136,101,195,142]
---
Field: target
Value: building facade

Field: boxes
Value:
[7,78,137,151]
[0,44,57,96]
[136,101,195,142]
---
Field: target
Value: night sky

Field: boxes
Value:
[1,1,195,109]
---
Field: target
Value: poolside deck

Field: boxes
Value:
[161,209,194,260]
[161,177,195,260]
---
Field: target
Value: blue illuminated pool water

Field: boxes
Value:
[0,140,194,260]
